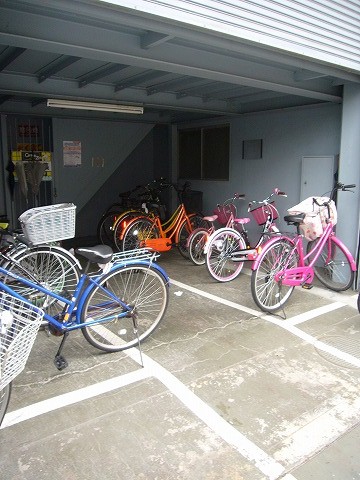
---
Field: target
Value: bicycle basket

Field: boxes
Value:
[19,203,76,245]
[250,202,278,225]
[0,293,44,389]
[213,203,236,226]
[288,196,337,241]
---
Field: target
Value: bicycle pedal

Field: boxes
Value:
[301,283,313,290]
[54,355,68,370]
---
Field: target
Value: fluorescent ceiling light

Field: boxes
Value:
[47,99,143,114]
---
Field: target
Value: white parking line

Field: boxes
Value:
[171,279,360,368]
[1,367,151,428]
[2,348,290,480]
[3,278,357,480]
[285,302,345,325]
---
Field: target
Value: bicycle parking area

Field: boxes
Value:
[1,250,359,480]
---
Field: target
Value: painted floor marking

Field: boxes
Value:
[304,285,358,309]
[170,279,360,368]
[2,348,290,480]
[285,302,345,325]
[2,277,356,480]
[1,367,151,428]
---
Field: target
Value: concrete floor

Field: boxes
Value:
[1,249,360,480]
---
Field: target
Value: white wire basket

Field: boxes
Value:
[19,203,76,245]
[0,293,44,389]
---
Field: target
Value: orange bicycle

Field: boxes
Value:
[110,179,167,250]
[119,183,208,257]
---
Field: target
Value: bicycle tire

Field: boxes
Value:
[251,238,298,312]
[177,214,208,258]
[80,264,169,351]
[188,228,209,265]
[97,210,123,246]
[2,246,81,315]
[205,228,247,282]
[113,210,144,251]
[306,236,354,291]
[122,217,159,251]
[0,382,11,427]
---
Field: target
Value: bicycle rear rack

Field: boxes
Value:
[112,247,160,265]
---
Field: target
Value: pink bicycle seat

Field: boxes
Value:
[234,217,251,225]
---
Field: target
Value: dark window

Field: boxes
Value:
[178,125,230,180]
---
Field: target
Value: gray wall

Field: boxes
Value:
[51,118,156,237]
[182,104,342,244]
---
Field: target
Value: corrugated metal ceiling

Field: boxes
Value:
[0,0,358,124]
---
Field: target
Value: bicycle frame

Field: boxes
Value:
[121,202,197,251]
[206,189,284,262]
[252,222,357,286]
[205,208,279,261]
[153,203,190,241]
[0,259,169,332]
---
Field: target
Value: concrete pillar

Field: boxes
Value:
[0,114,12,222]
[336,83,360,286]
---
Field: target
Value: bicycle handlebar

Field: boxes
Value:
[313,182,356,208]
[273,188,287,197]
[248,188,287,210]
[328,182,356,201]
[337,182,356,191]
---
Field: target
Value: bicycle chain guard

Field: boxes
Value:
[142,238,172,251]
[275,267,314,286]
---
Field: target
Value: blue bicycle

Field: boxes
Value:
[0,204,169,369]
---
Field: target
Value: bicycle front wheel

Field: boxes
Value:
[251,239,298,312]
[177,214,209,258]
[206,228,247,282]
[306,237,354,291]
[0,382,11,427]
[2,246,81,314]
[81,265,169,351]
[188,228,209,265]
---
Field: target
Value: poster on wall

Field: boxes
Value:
[63,140,82,166]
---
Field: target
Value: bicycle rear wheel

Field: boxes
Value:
[121,218,159,251]
[188,228,209,265]
[206,228,247,282]
[306,237,354,291]
[2,246,81,315]
[97,210,123,246]
[80,265,169,351]
[251,238,298,312]
[113,210,144,251]
[0,382,11,427]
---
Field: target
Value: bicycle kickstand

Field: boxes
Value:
[132,317,144,368]
[54,331,69,370]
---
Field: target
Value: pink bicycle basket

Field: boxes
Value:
[213,203,236,226]
[250,202,278,225]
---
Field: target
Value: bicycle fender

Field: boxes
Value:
[186,227,209,248]
[118,215,152,241]
[76,261,170,321]
[52,245,82,269]
[331,235,357,271]
[110,259,170,284]
[203,227,236,254]
[251,235,295,271]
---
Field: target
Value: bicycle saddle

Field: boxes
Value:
[284,213,306,225]
[75,245,113,264]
